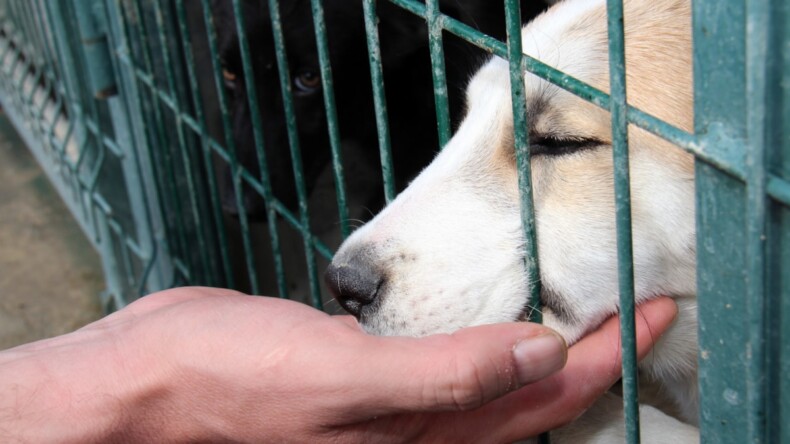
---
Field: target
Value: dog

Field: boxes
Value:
[325,0,700,441]
[209,0,549,218]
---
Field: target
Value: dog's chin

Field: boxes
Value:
[540,308,603,346]
[541,293,673,346]
[353,288,670,341]
[356,314,463,338]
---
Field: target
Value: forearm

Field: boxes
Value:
[0,332,170,442]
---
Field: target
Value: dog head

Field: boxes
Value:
[326,0,695,346]
[210,0,549,218]
[211,0,366,216]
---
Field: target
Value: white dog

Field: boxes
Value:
[327,0,699,441]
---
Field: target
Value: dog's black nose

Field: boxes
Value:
[324,258,383,317]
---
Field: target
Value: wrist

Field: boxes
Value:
[0,330,174,442]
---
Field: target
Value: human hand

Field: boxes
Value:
[0,287,677,443]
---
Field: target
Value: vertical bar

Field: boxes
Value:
[98,0,168,297]
[745,0,770,440]
[771,5,789,442]
[309,0,351,239]
[173,0,234,288]
[124,0,193,277]
[362,0,396,203]
[504,0,542,325]
[267,0,323,308]
[424,0,451,148]
[150,0,214,286]
[606,0,640,442]
[693,0,750,440]
[200,0,260,294]
[504,1,546,441]
[231,0,290,298]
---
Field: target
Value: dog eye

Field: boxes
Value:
[293,71,321,95]
[222,68,237,91]
[529,136,604,156]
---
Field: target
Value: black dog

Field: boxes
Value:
[209,0,548,219]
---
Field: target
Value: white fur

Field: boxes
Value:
[330,0,698,440]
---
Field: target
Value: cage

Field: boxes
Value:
[0,0,787,442]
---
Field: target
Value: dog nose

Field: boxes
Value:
[324,258,383,317]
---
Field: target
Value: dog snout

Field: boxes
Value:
[324,257,384,318]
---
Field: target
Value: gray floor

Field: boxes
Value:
[0,111,104,350]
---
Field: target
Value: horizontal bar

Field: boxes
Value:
[115,49,339,261]
[384,0,741,180]
[107,50,348,273]
[767,175,790,206]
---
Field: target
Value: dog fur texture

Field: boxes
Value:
[327,0,700,441]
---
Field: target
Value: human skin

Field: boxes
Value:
[0,287,677,443]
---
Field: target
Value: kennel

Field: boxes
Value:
[0,0,787,442]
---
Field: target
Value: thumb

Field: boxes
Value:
[351,322,567,414]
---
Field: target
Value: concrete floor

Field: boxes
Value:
[0,111,104,350]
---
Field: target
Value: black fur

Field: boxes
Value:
[209,0,548,218]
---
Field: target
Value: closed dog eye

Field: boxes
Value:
[529,135,605,156]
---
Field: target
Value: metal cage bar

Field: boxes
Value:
[362,0,396,203]
[230,0,291,298]
[309,0,352,240]
[605,0,640,441]
[425,0,451,148]
[267,0,323,308]
[200,0,261,293]
[503,0,542,326]
[1,0,788,441]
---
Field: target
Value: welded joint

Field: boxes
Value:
[693,122,747,180]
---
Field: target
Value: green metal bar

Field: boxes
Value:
[14,1,34,58]
[309,0,351,239]
[362,0,396,203]
[123,0,192,275]
[267,0,323,308]
[127,1,233,289]
[150,0,214,285]
[41,1,82,117]
[424,0,451,148]
[693,0,750,440]
[101,48,385,237]
[95,0,167,297]
[503,0,542,326]
[95,207,124,310]
[605,0,640,442]
[22,2,60,137]
[503,2,546,442]
[73,0,117,99]
[29,0,60,88]
[18,2,44,73]
[386,0,743,180]
[124,1,191,279]
[231,0,290,298]
[102,0,173,298]
[745,0,770,440]
[768,176,790,206]
[48,0,106,244]
[199,0,260,293]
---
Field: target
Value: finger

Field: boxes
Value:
[337,321,567,417]
[484,296,679,442]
